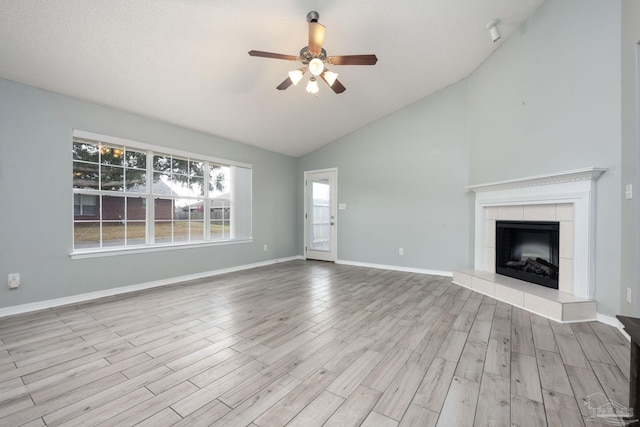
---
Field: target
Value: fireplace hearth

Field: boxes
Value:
[495,220,560,289]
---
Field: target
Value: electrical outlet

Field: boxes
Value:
[627,287,632,304]
[625,184,633,200]
[8,273,20,289]
[399,248,404,255]
[264,244,268,251]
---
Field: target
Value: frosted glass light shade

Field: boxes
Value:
[288,69,304,85]
[323,70,338,87]
[306,77,319,94]
[308,58,324,76]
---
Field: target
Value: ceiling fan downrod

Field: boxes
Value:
[306,11,319,23]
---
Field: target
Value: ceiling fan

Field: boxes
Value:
[248,11,378,94]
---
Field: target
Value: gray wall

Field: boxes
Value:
[0,78,299,309]
[299,80,472,272]
[468,0,622,316]
[1,0,632,320]
[621,0,640,316]
[300,0,626,317]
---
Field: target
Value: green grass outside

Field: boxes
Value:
[74,222,230,246]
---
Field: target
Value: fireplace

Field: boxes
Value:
[495,221,560,289]
[466,168,605,299]
[454,168,604,322]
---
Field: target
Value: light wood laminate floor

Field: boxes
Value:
[0,260,632,426]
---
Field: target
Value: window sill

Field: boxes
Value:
[70,238,254,259]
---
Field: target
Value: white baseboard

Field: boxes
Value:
[595,313,631,341]
[335,259,453,278]
[596,312,618,327]
[597,313,630,341]
[1,256,628,338]
[0,256,302,318]
[617,322,631,341]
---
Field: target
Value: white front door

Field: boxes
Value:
[304,169,337,262]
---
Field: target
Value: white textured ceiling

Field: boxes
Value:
[0,0,544,157]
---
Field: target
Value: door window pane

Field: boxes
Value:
[309,179,331,251]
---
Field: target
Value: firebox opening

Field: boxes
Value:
[495,220,560,289]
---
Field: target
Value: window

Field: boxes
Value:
[72,131,252,253]
[73,194,97,216]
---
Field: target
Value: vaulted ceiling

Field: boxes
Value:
[0,0,545,157]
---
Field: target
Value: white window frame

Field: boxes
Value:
[71,130,253,259]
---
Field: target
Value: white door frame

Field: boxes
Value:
[636,43,640,316]
[304,168,338,262]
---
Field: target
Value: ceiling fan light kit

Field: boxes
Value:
[322,70,338,87]
[288,69,305,86]
[306,77,319,94]
[248,11,378,95]
[308,58,324,76]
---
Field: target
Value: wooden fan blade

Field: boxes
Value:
[308,22,325,55]
[248,50,298,61]
[320,74,346,94]
[276,77,293,90]
[328,54,378,66]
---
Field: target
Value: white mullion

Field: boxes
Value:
[146,150,154,245]
[171,196,175,243]
[229,165,235,239]
[187,158,192,242]
[98,194,103,248]
[123,196,127,247]
[72,192,76,249]
[122,154,127,248]
[188,194,192,242]
[98,148,103,248]
[204,161,211,240]
[170,156,175,243]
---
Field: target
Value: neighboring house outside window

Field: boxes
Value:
[73,194,97,217]
[72,130,252,254]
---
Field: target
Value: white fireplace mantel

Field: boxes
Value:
[468,167,606,300]
[467,167,606,194]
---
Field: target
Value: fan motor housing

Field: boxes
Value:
[299,47,327,63]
